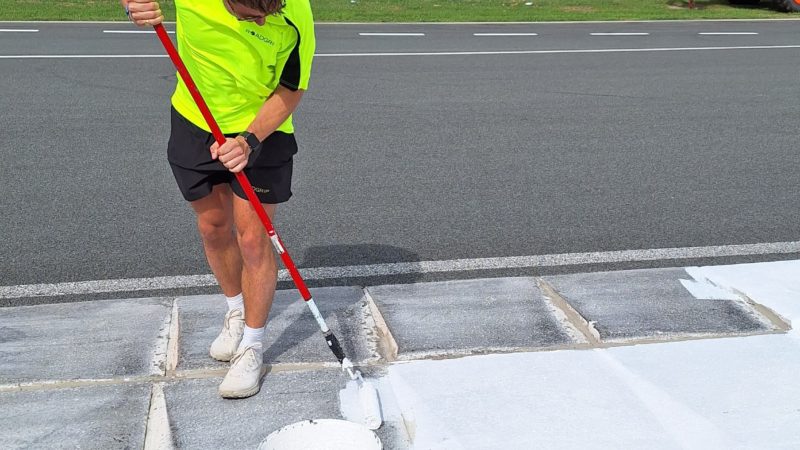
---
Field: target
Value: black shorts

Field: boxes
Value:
[167,107,297,204]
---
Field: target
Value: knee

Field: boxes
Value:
[197,217,234,248]
[236,229,271,267]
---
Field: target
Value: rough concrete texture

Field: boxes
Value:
[176,287,377,371]
[0,298,172,384]
[0,383,150,450]
[543,268,770,342]
[164,369,408,450]
[366,277,575,358]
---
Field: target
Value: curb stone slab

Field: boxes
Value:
[543,267,772,342]
[164,370,408,450]
[0,297,172,384]
[0,383,150,450]
[176,287,377,371]
[366,277,576,359]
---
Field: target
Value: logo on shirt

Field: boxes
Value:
[247,29,275,46]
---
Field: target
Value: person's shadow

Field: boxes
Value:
[264,244,421,363]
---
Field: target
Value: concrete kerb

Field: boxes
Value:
[166,300,180,375]
[536,277,600,346]
[144,382,175,450]
[363,288,400,362]
[2,269,794,449]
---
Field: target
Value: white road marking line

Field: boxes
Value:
[473,33,539,36]
[359,32,425,36]
[0,29,38,32]
[1,44,799,60]
[591,32,650,36]
[2,241,798,299]
[102,30,175,34]
[314,44,800,57]
[698,32,759,35]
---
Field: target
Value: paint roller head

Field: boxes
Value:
[339,377,383,430]
[358,380,383,430]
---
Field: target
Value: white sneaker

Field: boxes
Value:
[209,308,245,362]
[218,343,264,399]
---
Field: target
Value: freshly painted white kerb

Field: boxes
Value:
[2,241,799,299]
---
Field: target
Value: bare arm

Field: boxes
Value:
[214,86,305,173]
[247,86,305,141]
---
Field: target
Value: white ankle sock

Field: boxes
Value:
[225,293,244,312]
[239,325,265,350]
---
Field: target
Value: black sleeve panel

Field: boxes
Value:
[279,17,302,91]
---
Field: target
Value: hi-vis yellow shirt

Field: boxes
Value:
[171,0,315,134]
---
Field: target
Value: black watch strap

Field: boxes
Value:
[238,131,261,152]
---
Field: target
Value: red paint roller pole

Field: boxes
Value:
[152,24,353,371]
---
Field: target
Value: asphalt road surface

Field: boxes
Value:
[1,20,798,302]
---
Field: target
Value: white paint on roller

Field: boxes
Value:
[358,381,382,429]
[339,378,383,430]
[259,419,381,450]
[373,260,800,448]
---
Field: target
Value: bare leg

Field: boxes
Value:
[232,194,278,328]
[190,184,243,297]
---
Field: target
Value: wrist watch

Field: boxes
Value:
[237,131,261,154]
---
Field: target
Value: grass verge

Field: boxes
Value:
[0,0,793,22]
